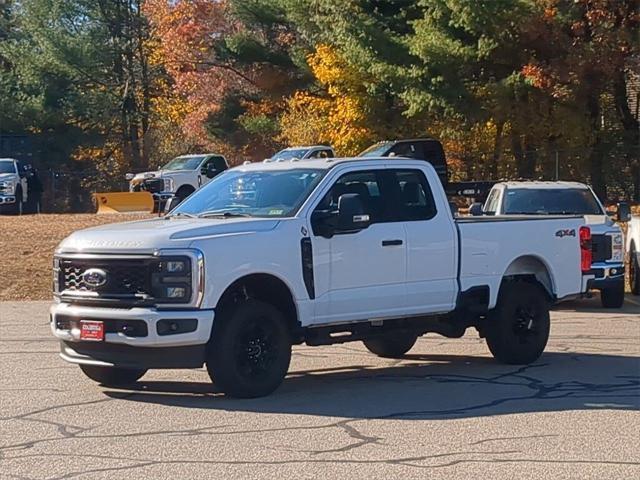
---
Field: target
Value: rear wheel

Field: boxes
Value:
[363,333,418,358]
[630,247,640,296]
[206,299,292,398]
[600,283,625,308]
[485,281,550,365]
[79,365,146,386]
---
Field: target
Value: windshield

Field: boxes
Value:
[270,149,309,161]
[161,156,206,171]
[357,142,391,158]
[502,188,603,215]
[0,161,16,174]
[172,168,325,218]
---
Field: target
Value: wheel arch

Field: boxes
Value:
[500,255,556,301]
[176,184,196,196]
[214,272,300,336]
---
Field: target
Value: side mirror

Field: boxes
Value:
[469,202,484,216]
[336,193,370,232]
[202,163,220,179]
[616,201,631,223]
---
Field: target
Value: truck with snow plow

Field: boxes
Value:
[94,154,229,214]
[52,157,593,397]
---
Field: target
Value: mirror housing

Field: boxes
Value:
[311,193,370,238]
[469,202,484,216]
[336,193,370,232]
[616,201,631,223]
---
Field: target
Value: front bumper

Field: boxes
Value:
[586,264,625,291]
[0,195,16,204]
[51,303,214,368]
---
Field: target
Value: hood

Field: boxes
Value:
[132,169,194,181]
[0,173,17,182]
[58,217,280,253]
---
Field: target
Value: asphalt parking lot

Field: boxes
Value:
[1,297,639,480]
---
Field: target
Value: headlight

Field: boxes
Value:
[610,233,624,262]
[151,256,192,303]
[163,177,174,192]
[0,182,15,194]
[52,257,60,293]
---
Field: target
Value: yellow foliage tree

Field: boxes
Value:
[280,45,377,155]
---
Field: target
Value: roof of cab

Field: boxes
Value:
[234,157,407,171]
[499,180,590,190]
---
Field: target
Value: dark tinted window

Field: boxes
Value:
[206,156,226,170]
[317,168,436,224]
[392,170,437,221]
[389,142,422,159]
[318,170,390,223]
[502,188,603,215]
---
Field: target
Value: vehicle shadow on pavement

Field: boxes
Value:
[104,351,640,420]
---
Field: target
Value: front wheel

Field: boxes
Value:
[206,299,292,398]
[363,333,418,358]
[600,283,625,308]
[485,281,550,365]
[79,365,147,386]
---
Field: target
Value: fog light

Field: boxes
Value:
[166,287,186,298]
[610,268,618,276]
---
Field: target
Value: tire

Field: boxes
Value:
[600,283,625,308]
[630,247,640,296]
[206,299,292,398]
[11,187,23,215]
[363,333,418,358]
[79,365,146,386]
[485,281,550,365]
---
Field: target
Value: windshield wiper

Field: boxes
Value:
[197,210,251,219]
[166,211,196,219]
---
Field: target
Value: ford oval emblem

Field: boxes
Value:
[82,268,108,288]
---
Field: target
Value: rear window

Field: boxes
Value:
[503,188,603,215]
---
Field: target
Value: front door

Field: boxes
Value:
[310,169,407,325]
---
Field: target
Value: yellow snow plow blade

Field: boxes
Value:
[93,192,155,214]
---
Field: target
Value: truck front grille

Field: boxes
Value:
[58,257,155,301]
[591,234,612,263]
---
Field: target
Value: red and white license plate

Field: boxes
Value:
[79,320,104,341]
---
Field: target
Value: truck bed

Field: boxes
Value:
[456,215,586,307]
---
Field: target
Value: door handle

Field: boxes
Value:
[382,239,403,246]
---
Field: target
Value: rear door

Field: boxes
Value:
[310,168,407,324]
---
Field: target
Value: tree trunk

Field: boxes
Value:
[487,120,504,179]
[613,70,640,201]
[586,92,607,200]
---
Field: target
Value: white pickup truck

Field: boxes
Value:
[127,154,229,206]
[0,158,28,214]
[51,158,592,397]
[474,181,627,308]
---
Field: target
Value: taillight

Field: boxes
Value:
[579,226,592,273]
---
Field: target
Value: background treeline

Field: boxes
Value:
[0,0,638,202]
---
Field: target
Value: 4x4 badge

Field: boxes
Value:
[555,229,576,238]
